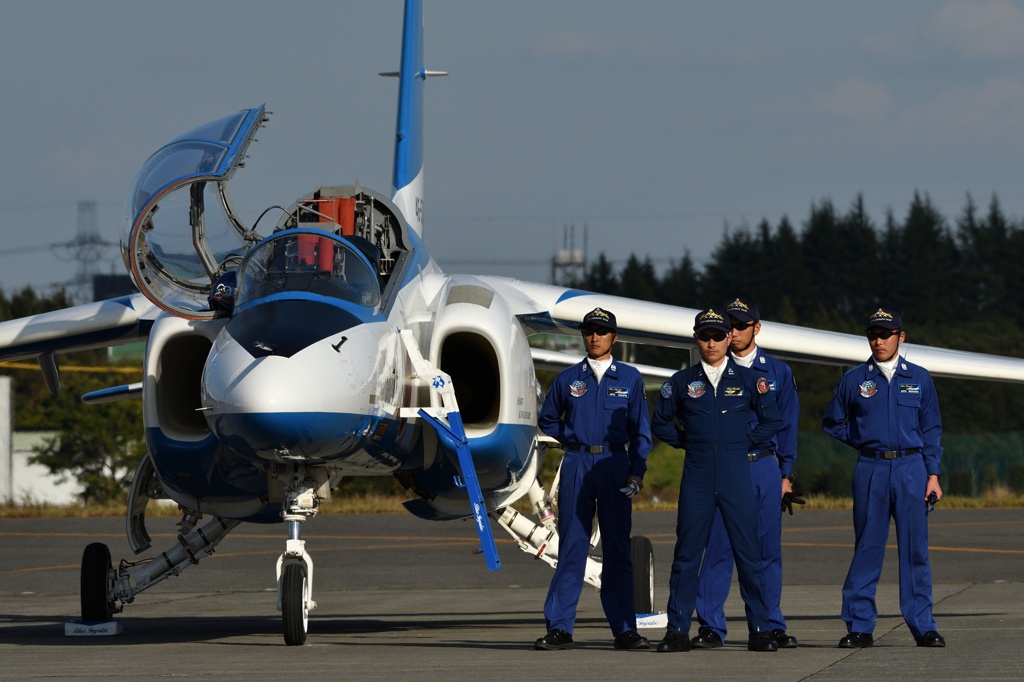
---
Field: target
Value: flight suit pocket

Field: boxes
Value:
[603,387,629,411]
[896,394,921,409]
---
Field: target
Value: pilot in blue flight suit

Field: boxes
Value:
[822,308,945,649]
[653,308,783,653]
[534,307,653,652]
[692,298,801,650]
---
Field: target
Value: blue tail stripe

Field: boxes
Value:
[392,0,424,196]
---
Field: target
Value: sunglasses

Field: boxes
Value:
[582,327,614,337]
[730,321,755,331]
[696,331,729,343]
[866,328,900,341]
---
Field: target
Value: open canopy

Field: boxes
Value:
[121,107,265,319]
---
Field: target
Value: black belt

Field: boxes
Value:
[566,443,627,454]
[859,447,922,460]
[747,449,777,462]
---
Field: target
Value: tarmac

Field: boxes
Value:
[2,508,1023,680]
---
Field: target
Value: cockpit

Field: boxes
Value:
[121,105,413,320]
[235,230,381,309]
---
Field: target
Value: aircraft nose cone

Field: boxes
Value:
[201,335,375,463]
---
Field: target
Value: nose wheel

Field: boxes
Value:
[281,562,310,645]
[275,464,321,645]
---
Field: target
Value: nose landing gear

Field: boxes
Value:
[275,465,322,645]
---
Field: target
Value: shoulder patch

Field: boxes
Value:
[756,377,769,395]
[660,381,673,399]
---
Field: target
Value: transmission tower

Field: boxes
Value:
[52,200,119,303]
[550,223,587,286]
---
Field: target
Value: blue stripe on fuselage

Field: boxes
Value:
[208,410,404,470]
[227,297,383,358]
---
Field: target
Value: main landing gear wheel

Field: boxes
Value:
[631,535,655,614]
[81,542,116,622]
[281,563,310,646]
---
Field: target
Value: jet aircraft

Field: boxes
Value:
[2,0,1024,647]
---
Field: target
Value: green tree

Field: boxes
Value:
[28,367,146,504]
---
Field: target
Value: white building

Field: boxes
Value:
[2,430,81,505]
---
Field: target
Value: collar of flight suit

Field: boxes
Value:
[864,354,909,380]
[729,347,770,374]
[580,356,619,382]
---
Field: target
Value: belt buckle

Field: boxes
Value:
[883,451,898,459]
[747,453,758,462]
[589,445,604,454]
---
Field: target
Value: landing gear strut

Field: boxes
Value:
[274,463,322,646]
[78,511,239,625]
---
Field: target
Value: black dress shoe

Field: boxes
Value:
[770,628,799,648]
[691,628,724,649]
[916,631,946,648]
[614,630,650,650]
[535,629,574,650]
[838,632,873,648]
[656,631,692,653]
[748,632,779,652]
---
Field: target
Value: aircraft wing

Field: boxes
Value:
[0,294,157,393]
[480,277,1024,384]
[530,347,677,384]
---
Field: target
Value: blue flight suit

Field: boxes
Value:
[822,355,942,639]
[652,359,782,637]
[696,348,799,640]
[538,356,652,637]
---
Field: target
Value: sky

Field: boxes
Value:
[4,1,1024,297]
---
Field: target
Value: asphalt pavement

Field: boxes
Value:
[2,508,1023,680]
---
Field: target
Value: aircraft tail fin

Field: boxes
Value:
[384,0,446,239]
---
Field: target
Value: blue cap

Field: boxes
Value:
[866,308,902,331]
[579,307,617,331]
[725,297,759,323]
[693,308,731,334]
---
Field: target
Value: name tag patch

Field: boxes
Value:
[899,383,921,395]
[607,386,630,399]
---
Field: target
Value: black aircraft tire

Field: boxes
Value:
[630,535,655,614]
[81,542,115,622]
[282,563,309,646]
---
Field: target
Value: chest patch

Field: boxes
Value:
[756,377,769,395]
[859,381,878,398]
[899,383,921,395]
[607,386,629,399]
[724,386,745,398]
[569,380,587,398]
[687,381,706,399]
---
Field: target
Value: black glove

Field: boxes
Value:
[781,491,805,515]
[926,491,938,514]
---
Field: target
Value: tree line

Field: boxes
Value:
[566,192,1024,495]
[3,191,1024,502]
